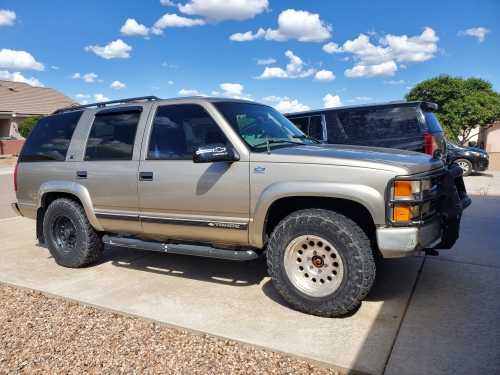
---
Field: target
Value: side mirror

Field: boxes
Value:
[193,144,240,163]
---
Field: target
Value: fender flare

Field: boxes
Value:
[249,181,384,248]
[38,181,104,231]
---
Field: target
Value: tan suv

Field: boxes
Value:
[12,96,470,317]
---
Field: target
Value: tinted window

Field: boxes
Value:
[85,111,140,161]
[309,116,324,140]
[148,104,228,160]
[215,102,313,151]
[325,106,421,144]
[19,111,82,162]
[288,117,309,133]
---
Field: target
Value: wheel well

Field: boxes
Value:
[36,192,83,243]
[264,196,377,245]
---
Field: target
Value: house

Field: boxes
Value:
[480,121,500,171]
[0,80,74,155]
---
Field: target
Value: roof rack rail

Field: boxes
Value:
[53,96,160,114]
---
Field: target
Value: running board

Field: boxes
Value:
[102,235,259,262]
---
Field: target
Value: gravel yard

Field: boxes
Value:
[0,283,342,375]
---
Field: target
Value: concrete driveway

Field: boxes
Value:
[0,171,499,375]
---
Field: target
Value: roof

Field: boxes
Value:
[285,100,437,117]
[0,80,75,116]
[54,95,259,114]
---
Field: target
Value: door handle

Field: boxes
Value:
[76,170,87,179]
[139,172,153,181]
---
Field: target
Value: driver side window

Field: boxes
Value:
[148,104,228,160]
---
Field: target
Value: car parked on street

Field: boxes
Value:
[12,96,470,317]
[446,141,489,176]
[285,101,446,159]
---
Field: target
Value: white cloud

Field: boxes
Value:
[230,9,331,43]
[72,72,98,83]
[314,69,335,81]
[257,50,315,79]
[256,58,276,65]
[219,82,244,98]
[160,0,176,6]
[0,49,44,71]
[322,42,342,54]
[348,96,372,102]
[328,28,438,78]
[120,18,150,36]
[85,39,132,59]
[323,93,342,108]
[178,0,268,22]
[75,93,90,99]
[168,80,174,85]
[94,93,110,102]
[0,70,44,87]
[51,65,60,70]
[152,13,205,34]
[179,88,200,96]
[275,98,310,113]
[110,80,126,89]
[345,61,398,78]
[458,27,490,42]
[0,9,16,26]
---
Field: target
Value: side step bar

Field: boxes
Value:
[103,235,260,262]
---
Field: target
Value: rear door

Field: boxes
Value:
[69,105,149,234]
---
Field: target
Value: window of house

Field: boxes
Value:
[148,104,228,160]
[84,110,140,161]
[19,111,83,162]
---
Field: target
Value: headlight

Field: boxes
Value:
[390,179,432,223]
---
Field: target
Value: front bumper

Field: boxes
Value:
[378,164,470,258]
[473,157,489,172]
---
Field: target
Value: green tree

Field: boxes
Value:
[18,115,42,138]
[406,75,500,144]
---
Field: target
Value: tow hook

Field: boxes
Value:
[424,249,440,256]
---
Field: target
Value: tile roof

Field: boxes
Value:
[0,80,75,116]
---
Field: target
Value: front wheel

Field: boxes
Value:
[267,209,376,317]
[455,158,473,177]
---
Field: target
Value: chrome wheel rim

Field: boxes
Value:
[284,235,344,297]
[457,160,470,173]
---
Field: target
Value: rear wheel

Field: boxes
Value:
[455,158,472,176]
[267,209,376,317]
[43,198,103,268]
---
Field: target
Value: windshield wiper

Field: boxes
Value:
[252,138,304,149]
[292,134,321,143]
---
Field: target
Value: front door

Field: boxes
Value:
[138,103,250,245]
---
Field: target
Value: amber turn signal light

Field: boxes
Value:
[393,206,412,222]
[394,181,413,198]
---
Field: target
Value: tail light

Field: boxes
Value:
[13,162,19,192]
[423,132,439,156]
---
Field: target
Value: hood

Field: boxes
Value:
[252,144,443,175]
[466,146,488,154]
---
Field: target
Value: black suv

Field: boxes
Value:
[285,101,445,159]
[446,141,489,176]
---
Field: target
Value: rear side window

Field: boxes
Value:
[19,111,82,162]
[148,104,228,160]
[85,111,140,161]
[288,117,309,133]
[326,106,421,143]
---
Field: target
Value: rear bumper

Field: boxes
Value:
[376,219,442,258]
[11,202,22,216]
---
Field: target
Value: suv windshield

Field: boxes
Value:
[214,102,315,151]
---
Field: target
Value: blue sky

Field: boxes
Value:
[0,0,498,112]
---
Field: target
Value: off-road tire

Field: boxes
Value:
[43,198,103,268]
[455,158,472,177]
[267,209,376,317]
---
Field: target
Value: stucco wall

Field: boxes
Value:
[486,123,500,170]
